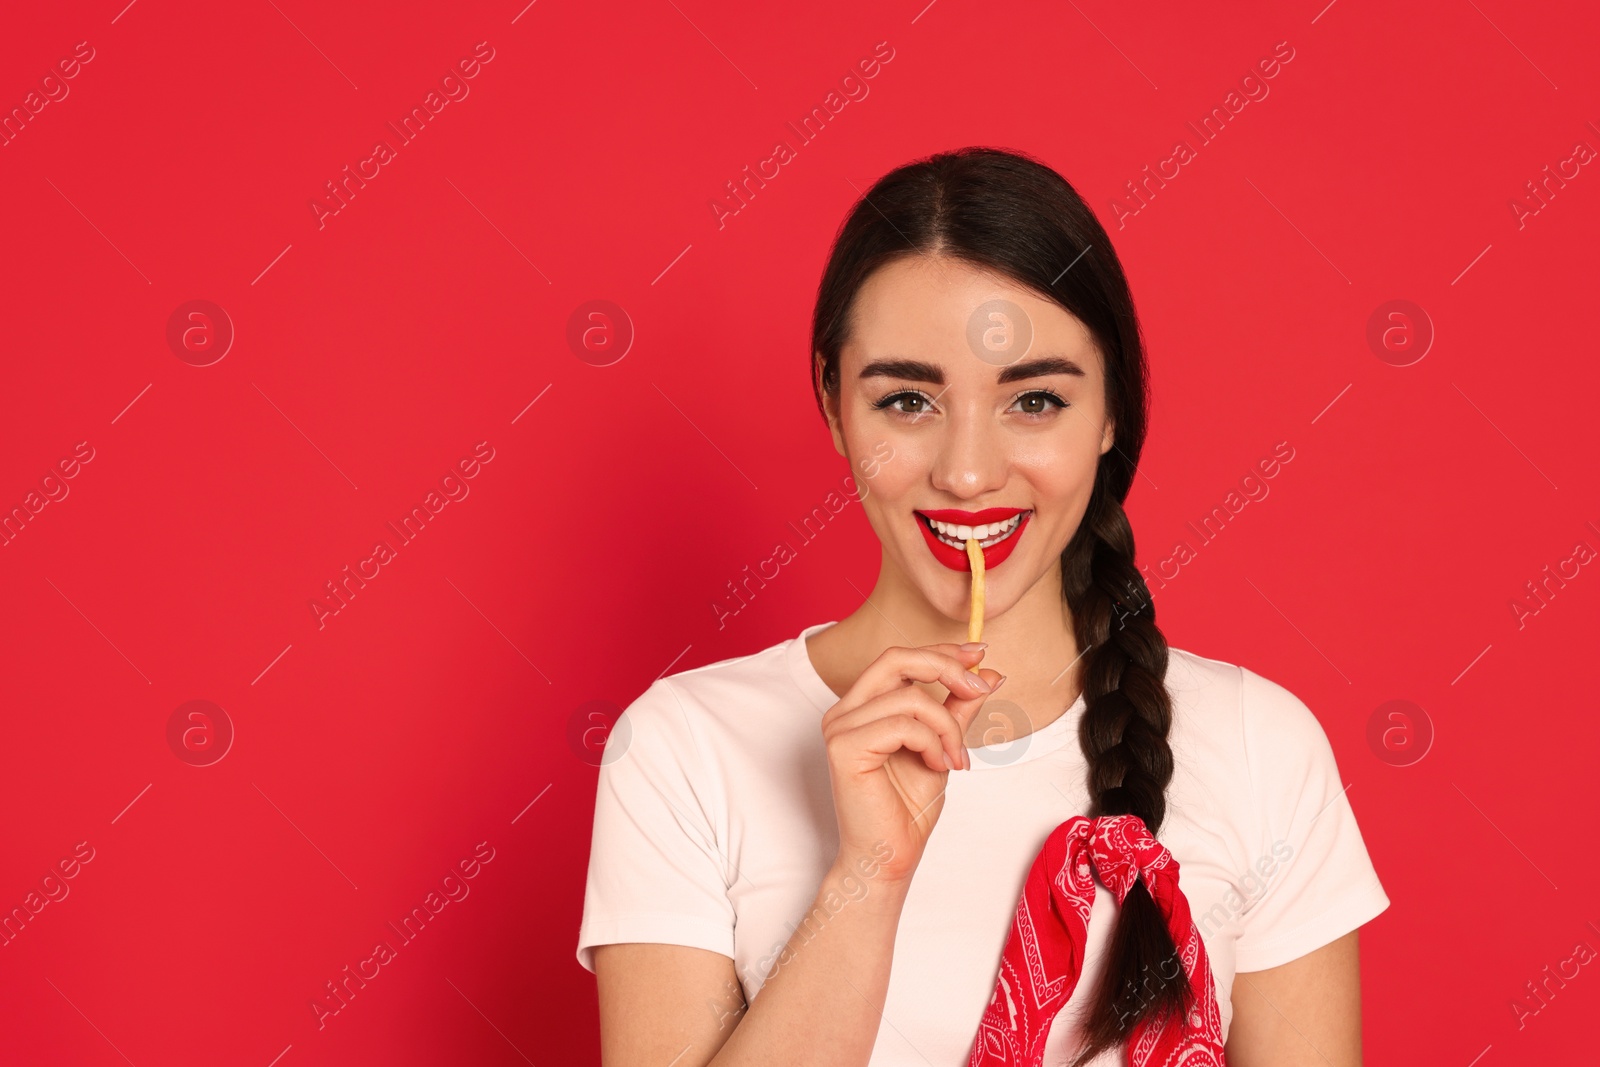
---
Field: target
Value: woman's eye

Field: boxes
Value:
[871,390,1067,419]
[1014,390,1068,416]
[873,391,931,417]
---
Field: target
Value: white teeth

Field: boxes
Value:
[925,512,1026,550]
[929,514,1021,539]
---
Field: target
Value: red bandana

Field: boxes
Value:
[968,814,1227,1066]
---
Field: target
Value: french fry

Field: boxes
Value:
[965,537,985,673]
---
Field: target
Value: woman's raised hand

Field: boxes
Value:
[820,643,1004,886]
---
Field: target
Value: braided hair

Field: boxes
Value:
[809,147,1189,1063]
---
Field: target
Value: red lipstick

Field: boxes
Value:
[913,508,1031,572]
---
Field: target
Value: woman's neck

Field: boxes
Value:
[806,555,1084,746]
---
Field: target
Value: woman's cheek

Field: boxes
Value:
[872,458,924,502]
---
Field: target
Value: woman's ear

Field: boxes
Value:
[1100,418,1116,456]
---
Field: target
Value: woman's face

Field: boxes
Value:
[824,254,1115,624]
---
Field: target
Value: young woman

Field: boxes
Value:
[576,147,1389,1066]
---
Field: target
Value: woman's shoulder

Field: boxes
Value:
[598,630,826,798]
[1163,645,1339,760]
[617,627,820,739]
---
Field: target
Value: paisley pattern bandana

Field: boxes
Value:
[968,814,1227,1066]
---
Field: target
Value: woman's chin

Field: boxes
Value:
[916,568,1009,628]
[893,539,1048,625]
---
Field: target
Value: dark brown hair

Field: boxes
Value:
[809,147,1185,1063]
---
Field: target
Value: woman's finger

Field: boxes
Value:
[826,686,971,772]
[833,644,992,715]
[828,714,952,774]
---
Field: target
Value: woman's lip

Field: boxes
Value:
[915,510,1031,572]
[916,507,1029,524]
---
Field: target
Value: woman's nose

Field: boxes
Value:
[928,410,1007,498]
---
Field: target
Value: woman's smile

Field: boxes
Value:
[913,507,1033,572]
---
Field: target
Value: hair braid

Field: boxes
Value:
[1061,491,1190,1066]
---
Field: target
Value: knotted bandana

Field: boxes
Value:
[968,814,1226,1066]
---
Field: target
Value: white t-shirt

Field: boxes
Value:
[576,621,1390,1063]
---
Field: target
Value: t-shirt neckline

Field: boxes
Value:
[785,620,1084,769]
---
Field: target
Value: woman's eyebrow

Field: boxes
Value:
[858,355,1088,385]
[996,356,1088,383]
[859,357,943,383]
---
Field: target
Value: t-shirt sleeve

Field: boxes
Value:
[575,678,737,974]
[1233,666,1390,972]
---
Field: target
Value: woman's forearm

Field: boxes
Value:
[708,857,911,1066]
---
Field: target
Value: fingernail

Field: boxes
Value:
[959,642,988,652]
[994,674,1007,691]
[970,673,993,692]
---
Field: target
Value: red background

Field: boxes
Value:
[2,1,1597,1063]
